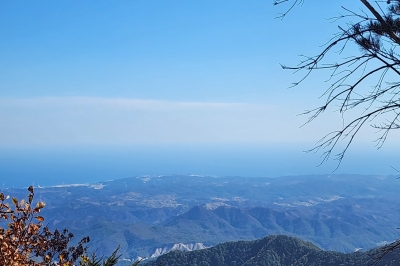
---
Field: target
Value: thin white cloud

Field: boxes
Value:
[0,96,374,147]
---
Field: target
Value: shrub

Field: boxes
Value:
[0,186,89,265]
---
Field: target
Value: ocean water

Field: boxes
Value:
[0,144,397,188]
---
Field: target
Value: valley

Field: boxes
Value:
[4,174,400,262]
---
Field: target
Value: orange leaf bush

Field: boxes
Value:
[0,186,89,265]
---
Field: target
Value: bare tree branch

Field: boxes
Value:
[275,0,400,166]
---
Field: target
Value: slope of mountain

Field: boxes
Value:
[143,235,399,266]
[4,174,400,259]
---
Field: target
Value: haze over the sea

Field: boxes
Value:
[0,144,396,188]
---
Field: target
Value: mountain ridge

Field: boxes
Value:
[143,234,398,266]
[4,174,400,258]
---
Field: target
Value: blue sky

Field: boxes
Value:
[0,1,398,185]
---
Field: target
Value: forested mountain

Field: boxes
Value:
[5,174,400,259]
[144,235,399,266]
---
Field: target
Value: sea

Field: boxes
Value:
[0,144,396,188]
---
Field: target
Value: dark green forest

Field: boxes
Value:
[143,235,399,266]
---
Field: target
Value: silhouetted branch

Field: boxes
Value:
[275,0,400,167]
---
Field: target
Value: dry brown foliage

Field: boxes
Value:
[0,186,89,265]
